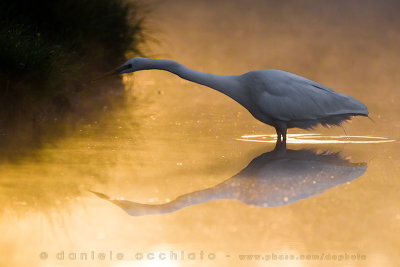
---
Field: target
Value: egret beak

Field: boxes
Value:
[91,64,131,82]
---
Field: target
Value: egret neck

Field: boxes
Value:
[136,58,247,106]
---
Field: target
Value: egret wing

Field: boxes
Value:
[249,70,368,122]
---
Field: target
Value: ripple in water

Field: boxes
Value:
[237,134,396,144]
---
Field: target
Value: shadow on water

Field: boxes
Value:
[0,79,138,214]
[0,77,126,163]
[91,143,367,216]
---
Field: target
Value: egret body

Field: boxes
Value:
[114,57,368,144]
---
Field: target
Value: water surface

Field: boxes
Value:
[1,1,400,266]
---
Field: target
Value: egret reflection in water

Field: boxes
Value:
[91,145,367,216]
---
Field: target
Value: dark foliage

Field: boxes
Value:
[0,0,147,155]
[0,0,144,94]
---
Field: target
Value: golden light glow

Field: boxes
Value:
[1,1,399,266]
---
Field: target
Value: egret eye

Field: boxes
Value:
[127,64,133,68]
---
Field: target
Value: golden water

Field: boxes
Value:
[1,1,400,266]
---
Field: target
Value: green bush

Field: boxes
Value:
[0,27,67,95]
[0,0,147,155]
[0,0,145,100]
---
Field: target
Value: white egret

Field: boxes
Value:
[107,57,369,144]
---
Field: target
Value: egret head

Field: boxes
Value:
[92,57,145,81]
[116,57,145,74]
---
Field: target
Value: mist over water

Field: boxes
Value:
[1,1,399,266]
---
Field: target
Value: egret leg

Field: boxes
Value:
[282,126,287,144]
[273,126,286,155]
[276,122,287,145]
[275,127,282,143]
